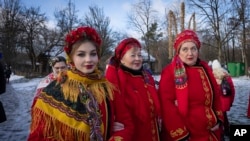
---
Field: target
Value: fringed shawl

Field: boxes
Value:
[28,69,114,141]
[60,70,114,103]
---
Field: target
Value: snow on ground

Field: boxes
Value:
[227,76,250,125]
[0,75,42,141]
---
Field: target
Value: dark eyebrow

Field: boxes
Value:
[90,49,97,53]
[77,49,97,53]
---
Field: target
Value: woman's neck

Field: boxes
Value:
[120,64,143,76]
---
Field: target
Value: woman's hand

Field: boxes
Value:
[210,123,220,131]
[113,122,124,132]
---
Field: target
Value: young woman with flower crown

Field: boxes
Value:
[28,26,133,141]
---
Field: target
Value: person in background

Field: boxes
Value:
[48,56,68,80]
[28,26,133,141]
[33,56,68,99]
[159,29,224,141]
[4,65,12,83]
[212,59,235,136]
[208,60,213,68]
[31,56,68,107]
[105,37,161,141]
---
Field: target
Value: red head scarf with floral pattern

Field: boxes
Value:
[174,29,201,53]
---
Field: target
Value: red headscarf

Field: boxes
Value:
[106,38,160,122]
[174,29,201,53]
[172,29,201,116]
[109,37,141,67]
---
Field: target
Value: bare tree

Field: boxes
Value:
[232,0,250,75]
[0,0,22,65]
[146,22,164,72]
[19,6,47,71]
[127,0,158,66]
[82,5,116,69]
[36,25,63,73]
[188,0,239,63]
[54,0,80,34]
[167,2,194,59]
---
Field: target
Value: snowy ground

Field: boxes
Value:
[227,77,250,125]
[0,76,41,140]
[0,75,250,141]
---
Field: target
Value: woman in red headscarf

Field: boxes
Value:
[159,29,224,141]
[105,38,161,141]
[27,26,133,141]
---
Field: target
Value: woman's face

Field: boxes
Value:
[120,47,143,70]
[178,41,199,66]
[72,42,99,74]
[52,61,67,76]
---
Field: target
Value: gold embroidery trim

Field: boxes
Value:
[170,127,186,138]
[198,68,217,129]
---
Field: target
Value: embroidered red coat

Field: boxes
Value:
[106,65,161,141]
[159,60,224,141]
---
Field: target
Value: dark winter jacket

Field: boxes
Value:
[0,62,6,94]
[4,66,11,78]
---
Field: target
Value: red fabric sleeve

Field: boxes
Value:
[106,65,134,141]
[158,65,189,141]
[227,77,235,106]
[108,89,134,141]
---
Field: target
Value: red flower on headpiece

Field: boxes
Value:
[64,26,102,55]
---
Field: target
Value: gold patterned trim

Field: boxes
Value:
[170,126,186,138]
[198,68,217,129]
[111,136,123,141]
[216,111,223,116]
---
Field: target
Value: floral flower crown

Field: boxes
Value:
[64,26,102,55]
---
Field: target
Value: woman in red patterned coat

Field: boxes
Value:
[159,29,224,141]
[28,26,133,141]
[105,37,161,141]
